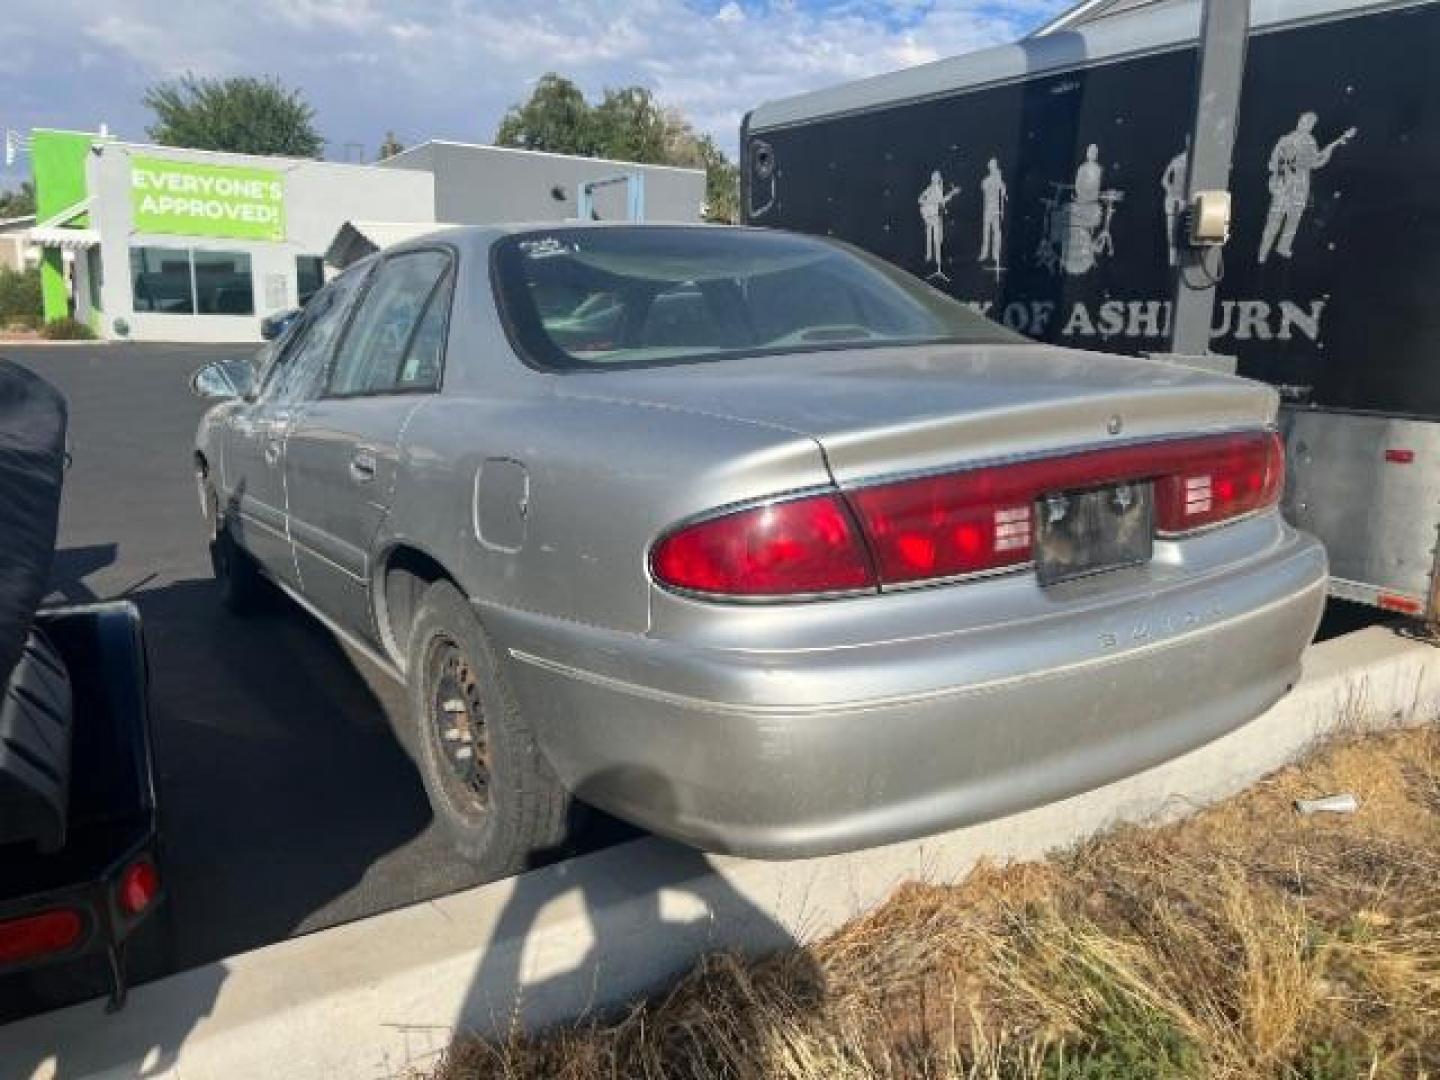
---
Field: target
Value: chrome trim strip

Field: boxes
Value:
[291,534,370,583]
[235,509,288,542]
[269,578,405,683]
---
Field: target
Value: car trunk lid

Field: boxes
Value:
[553,343,1278,485]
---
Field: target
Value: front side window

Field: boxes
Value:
[263,266,370,403]
[328,250,451,396]
[491,227,1023,371]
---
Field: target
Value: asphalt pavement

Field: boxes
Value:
[0,342,622,1021]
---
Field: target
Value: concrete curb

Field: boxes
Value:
[9,626,1439,1080]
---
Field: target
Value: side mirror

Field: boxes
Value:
[190,359,255,401]
[260,309,299,342]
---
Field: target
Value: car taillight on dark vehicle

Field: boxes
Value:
[651,430,1284,598]
[0,908,84,966]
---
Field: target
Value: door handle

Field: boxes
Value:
[349,447,377,482]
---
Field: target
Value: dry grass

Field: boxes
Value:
[438,725,1440,1079]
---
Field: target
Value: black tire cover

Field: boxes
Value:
[0,359,67,691]
[0,628,73,850]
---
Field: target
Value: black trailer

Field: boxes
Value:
[0,360,162,1010]
[742,0,1440,618]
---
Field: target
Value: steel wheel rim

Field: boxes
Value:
[427,638,492,817]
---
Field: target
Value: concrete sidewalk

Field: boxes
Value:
[8,626,1439,1080]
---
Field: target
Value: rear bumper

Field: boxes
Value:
[487,522,1327,858]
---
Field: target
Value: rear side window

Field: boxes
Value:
[397,272,453,391]
[329,250,451,396]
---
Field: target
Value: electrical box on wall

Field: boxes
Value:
[1186,190,1232,246]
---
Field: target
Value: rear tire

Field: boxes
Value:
[406,581,570,874]
[204,484,267,615]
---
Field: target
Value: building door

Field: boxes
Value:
[284,248,453,643]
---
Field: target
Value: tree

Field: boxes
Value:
[0,181,35,219]
[657,119,739,225]
[144,74,324,158]
[496,74,597,156]
[590,87,672,164]
[377,131,406,160]
[495,75,740,222]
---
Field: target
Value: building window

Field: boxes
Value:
[130,247,194,314]
[129,246,254,316]
[194,251,254,315]
[86,247,103,313]
[296,256,325,307]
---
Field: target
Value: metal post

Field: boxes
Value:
[1162,0,1250,370]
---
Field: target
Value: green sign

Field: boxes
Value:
[131,156,285,241]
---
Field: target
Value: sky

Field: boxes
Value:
[0,0,1069,191]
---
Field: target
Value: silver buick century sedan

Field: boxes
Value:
[192,224,1327,873]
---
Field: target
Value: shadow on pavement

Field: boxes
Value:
[47,544,119,604]
[0,572,461,1036]
[455,769,819,1071]
[134,577,445,967]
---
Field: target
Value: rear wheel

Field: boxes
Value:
[204,484,267,615]
[406,581,570,874]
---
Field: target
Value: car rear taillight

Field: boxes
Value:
[651,430,1284,598]
[1153,431,1285,534]
[651,492,876,597]
[0,908,84,966]
[848,468,1037,583]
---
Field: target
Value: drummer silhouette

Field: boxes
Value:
[1075,144,1103,206]
[1036,144,1122,277]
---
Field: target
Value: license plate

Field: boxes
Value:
[1035,480,1153,586]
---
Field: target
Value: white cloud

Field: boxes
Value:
[0,0,1067,189]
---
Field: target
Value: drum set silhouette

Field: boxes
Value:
[1035,181,1124,276]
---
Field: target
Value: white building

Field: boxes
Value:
[29,130,705,343]
[0,215,37,273]
[82,142,433,343]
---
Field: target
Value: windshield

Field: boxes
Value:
[491,227,1024,370]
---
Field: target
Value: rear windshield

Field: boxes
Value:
[491,227,1024,371]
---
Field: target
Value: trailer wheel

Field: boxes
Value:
[406,581,570,875]
[204,485,267,615]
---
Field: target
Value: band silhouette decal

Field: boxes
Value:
[979,158,1007,278]
[1161,139,1189,267]
[1035,145,1124,276]
[918,169,961,281]
[1258,112,1356,264]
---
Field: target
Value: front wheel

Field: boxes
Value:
[204,484,267,615]
[406,581,571,874]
